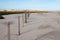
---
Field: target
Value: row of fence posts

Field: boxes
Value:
[7,13,30,40]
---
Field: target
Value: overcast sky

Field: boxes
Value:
[0,0,60,10]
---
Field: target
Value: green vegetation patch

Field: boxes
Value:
[0,15,4,19]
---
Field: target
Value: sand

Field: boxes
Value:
[0,13,60,40]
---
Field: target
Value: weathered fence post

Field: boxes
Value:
[18,16,20,35]
[25,13,27,23]
[7,22,10,40]
[27,13,30,18]
[22,14,24,27]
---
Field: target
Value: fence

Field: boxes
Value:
[0,13,30,40]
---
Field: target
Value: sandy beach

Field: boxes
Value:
[0,13,60,40]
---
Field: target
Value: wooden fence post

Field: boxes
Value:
[18,16,20,35]
[28,13,30,18]
[7,22,10,40]
[22,14,24,27]
[25,13,27,23]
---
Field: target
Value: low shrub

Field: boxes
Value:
[0,15,5,19]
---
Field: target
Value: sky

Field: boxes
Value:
[0,0,60,10]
